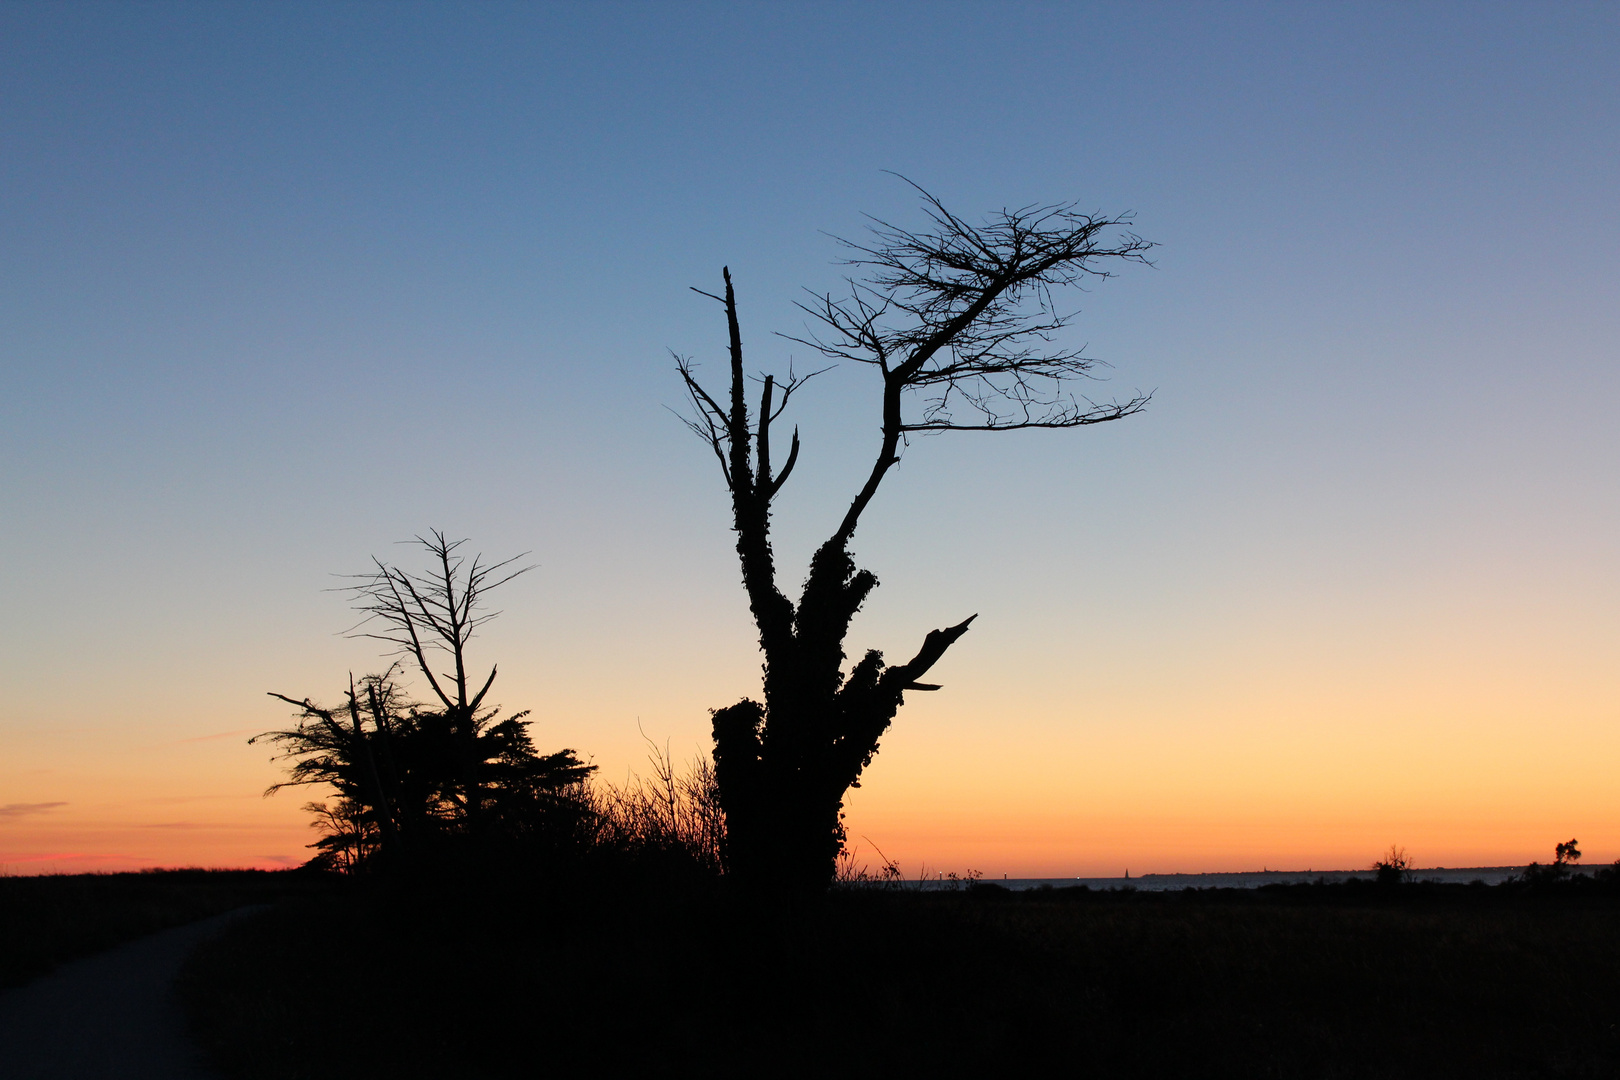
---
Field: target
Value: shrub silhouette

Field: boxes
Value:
[257,667,594,870]
[588,740,725,878]
[1518,837,1584,888]
[1372,844,1412,886]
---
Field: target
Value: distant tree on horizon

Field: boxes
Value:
[1373,844,1412,886]
[676,179,1153,892]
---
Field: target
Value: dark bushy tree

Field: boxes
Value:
[1518,838,1586,887]
[678,183,1152,891]
[256,534,594,870]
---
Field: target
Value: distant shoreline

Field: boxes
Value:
[956,867,1526,892]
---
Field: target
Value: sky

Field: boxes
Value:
[2,1,1616,877]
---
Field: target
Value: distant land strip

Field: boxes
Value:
[957,867,1526,892]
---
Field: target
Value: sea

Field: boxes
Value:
[936,867,1524,892]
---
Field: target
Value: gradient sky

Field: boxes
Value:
[2,2,1616,876]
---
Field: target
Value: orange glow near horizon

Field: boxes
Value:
[5,619,1613,878]
[1,725,313,876]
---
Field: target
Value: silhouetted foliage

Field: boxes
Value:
[256,670,593,870]
[256,535,594,871]
[678,181,1152,891]
[589,740,724,878]
[1516,837,1586,888]
[1373,843,1412,886]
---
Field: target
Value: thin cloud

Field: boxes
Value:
[0,802,67,819]
[139,822,213,829]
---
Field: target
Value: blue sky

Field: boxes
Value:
[2,2,1616,873]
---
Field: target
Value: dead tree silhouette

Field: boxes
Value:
[677,180,1153,891]
[345,531,532,839]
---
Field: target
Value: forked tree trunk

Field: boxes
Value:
[690,269,973,891]
[712,608,973,891]
[683,193,1148,891]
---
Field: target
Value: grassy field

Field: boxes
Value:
[179,875,1620,1078]
[0,868,316,990]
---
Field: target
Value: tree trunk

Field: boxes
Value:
[712,700,847,892]
[689,269,976,894]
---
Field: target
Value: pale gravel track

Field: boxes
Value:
[0,907,265,1080]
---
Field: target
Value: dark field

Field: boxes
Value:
[180,875,1620,1079]
[0,868,312,990]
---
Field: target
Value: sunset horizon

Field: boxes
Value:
[4,2,1616,886]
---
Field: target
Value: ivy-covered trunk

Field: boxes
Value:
[678,190,1149,892]
[690,271,973,892]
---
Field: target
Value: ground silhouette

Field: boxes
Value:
[181,869,1620,1078]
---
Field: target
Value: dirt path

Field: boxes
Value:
[0,907,263,1079]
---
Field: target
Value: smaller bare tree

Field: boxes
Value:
[346,531,532,835]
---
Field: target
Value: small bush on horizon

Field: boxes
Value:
[1372,844,1412,886]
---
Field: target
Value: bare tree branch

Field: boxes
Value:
[341,531,532,713]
